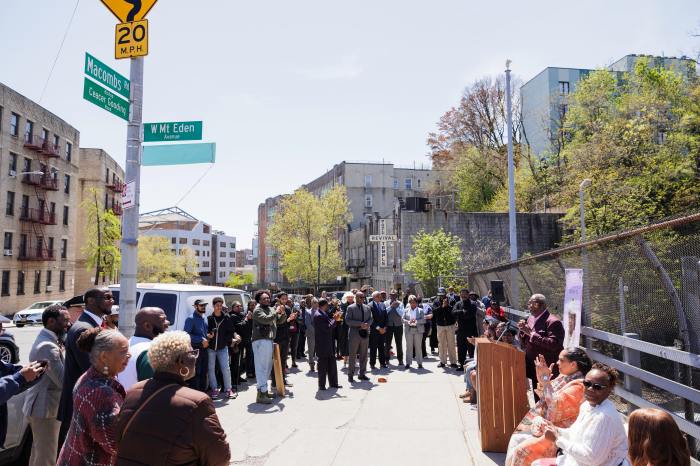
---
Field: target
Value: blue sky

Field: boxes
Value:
[2,1,698,248]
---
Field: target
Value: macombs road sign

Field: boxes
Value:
[83,78,129,121]
[143,121,203,142]
[84,52,130,99]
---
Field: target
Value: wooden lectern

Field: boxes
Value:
[273,343,285,397]
[475,338,529,452]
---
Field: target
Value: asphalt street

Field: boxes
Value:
[10,325,505,465]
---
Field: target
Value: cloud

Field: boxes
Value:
[294,54,364,80]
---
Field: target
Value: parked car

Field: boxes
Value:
[108,284,251,331]
[12,300,63,327]
[0,331,29,465]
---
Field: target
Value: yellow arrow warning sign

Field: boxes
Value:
[100,0,158,23]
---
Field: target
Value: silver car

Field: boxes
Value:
[12,300,63,327]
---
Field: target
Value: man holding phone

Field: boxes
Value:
[184,299,210,392]
[23,304,69,465]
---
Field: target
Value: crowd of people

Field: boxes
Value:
[0,284,694,466]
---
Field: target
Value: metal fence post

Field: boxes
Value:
[623,332,642,414]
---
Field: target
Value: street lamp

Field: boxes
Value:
[579,178,592,241]
[505,59,519,307]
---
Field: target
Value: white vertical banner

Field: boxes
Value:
[378,219,387,267]
[563,268,584,348]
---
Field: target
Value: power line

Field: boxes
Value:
[39,0,81,104]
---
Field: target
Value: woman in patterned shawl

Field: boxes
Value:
[57,328,130,466]
[506,347,592,466]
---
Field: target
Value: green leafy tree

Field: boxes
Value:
[404,229,462,296]
[268,185,351,289]
[225,272,255,288]
[81,188,122,285]
[137,236,199,283]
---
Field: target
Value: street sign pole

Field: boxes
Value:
[119,56,144,338]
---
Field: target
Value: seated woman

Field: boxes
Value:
[506,347,592,466]
[532,363,628,466]
[628,407,691,466]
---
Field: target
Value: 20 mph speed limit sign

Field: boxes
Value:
[115,19,148,59]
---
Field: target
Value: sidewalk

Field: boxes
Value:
[214,352,506,466]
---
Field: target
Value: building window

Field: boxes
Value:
[50,202,56,219]
[17,271,25,295]
[61,239,67,259]
[171,237,176,244]
[229,262,235,267]
[53,134,59,148]
[364,175,372,187]
[364,194,373,208]
[5,191,15,216]
[59,270,66,291]
[19,234,27,258]
[392,178,399,189]
[25,120,34,143]
[404,178,412,190]
[203,240,210,247]
[34,270,41,294]
[63,206,69,225]
[9,113,19,137]
[229,242,234,248]
[48,237,54,255]
[219,261,226,267]
[559,81,570,95]
[179,237,188,244]
[202,261,209,267]
[46,270,52,289]
[20,195,29,218]
[64,174,70,194]
[41,128,49,142]
[105,168,110,183]
[219,242,225,247]
[3,232,12,251]
[229,252,235,257]
[435,197,442,209]
[66,141,72,161]
[195,250,200,256]
[417,179,421,188]
[8,153,17,175]
[220,252,226,257]
[23,157,31,174]
[1,271,9,297]
[192,239,200,246]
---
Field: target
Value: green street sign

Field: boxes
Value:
[83,78,129,121]
[143,121,203,142]
[84,52,130,99]
[142,142,216,166]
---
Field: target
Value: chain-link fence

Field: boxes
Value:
[469,211,700,455]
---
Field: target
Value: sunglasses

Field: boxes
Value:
[187,349,200,358]
[102,295,115,301]
[583,380,609,390]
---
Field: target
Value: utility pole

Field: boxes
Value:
[505,60,519,307]
[119,57,144,338]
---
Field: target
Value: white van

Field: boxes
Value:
[108,283,252,331]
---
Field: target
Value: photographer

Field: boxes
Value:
[251,291,287,404]
[432,288,458,369]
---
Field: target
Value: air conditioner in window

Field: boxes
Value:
[9,170,16,177]
[46,286,53,291]
[3,250,12,256]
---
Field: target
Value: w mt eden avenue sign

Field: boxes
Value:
[143,121,203,142]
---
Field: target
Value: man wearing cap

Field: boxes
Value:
[184,299,210,391]
[432,287,458,368]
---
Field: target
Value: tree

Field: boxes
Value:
[225,272,255,288]
[137,236,199,283]
[404,229,462,296]
[267,185,352,289]
[81,188,121,285]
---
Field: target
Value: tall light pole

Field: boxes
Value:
[505,60,519,307]
[579,178,592,347]
[579,178,592,241]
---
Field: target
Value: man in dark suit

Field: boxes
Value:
[517,293,565,401]
[452,288,479,369]
[369,291,388,369]
[57,287,114,443]
[314,298,341,390]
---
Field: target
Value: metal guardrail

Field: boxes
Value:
[501,306,700,447]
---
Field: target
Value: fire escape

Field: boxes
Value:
[19,132,60,261]
[106,174,124,216]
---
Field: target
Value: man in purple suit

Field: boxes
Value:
[314,299,342,391]
[517,294,565,401]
